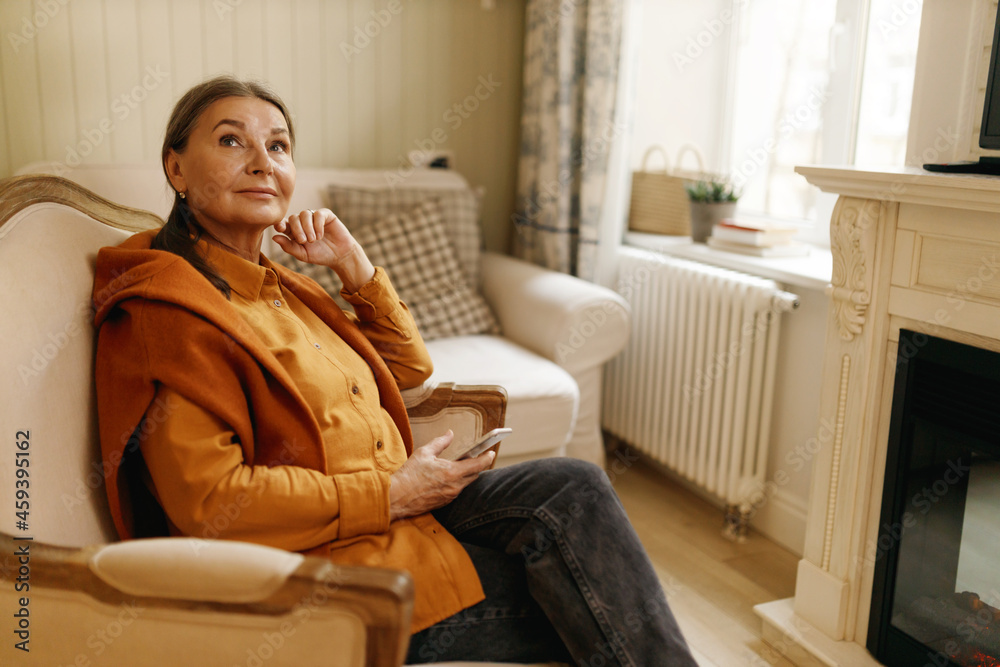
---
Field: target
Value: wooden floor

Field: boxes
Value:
[610,453,800,667]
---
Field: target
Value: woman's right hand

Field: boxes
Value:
[272,209,376,291]
[389,430,495,521]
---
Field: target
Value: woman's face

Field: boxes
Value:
[165,96,295,232]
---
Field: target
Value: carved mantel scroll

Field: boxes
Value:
[827,197,880,341]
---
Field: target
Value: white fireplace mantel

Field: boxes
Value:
[755,166,1000,666]
[795,165,1000,214]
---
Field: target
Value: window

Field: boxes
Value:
[727,1,838,223]
[853,0,924,166]
[726,0,922,236]
[625,0,914,245]
[624,0,923,248]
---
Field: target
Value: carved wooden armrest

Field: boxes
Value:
[403,382,508,467]
[0,532,412,667]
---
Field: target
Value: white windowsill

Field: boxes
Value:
[624,231,833,292]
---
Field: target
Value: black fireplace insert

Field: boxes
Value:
[868,330,1000,667]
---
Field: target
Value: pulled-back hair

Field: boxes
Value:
[152,75,295,298]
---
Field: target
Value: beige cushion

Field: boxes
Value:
[424,336,577,461]
[89,539,305,602]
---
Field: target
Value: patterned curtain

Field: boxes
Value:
[512,0,625,280]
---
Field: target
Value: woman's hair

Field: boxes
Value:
[151,75,296,298]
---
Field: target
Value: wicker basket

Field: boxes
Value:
[627,145,709,236]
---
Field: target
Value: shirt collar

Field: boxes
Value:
[196,237,280,301]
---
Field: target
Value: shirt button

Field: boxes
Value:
[314,343,321,349]
[351,385,359,394]
[376,440,383,450]
[273,299,281,307]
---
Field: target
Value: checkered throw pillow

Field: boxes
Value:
[270,200,500,341]
[327,184,483,286]
[352,199,499,340]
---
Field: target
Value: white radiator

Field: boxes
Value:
[603,247,798,537]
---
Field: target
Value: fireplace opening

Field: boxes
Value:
[868,330,1000,667]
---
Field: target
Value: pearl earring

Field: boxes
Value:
[178,191,186,199]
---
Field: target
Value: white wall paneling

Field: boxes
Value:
[291,0,324,168]
[70,0,111,164]
[104,0,144,163]
[0,0,526,252]
[0,1,45,173]
[0,17,10,177]
[36,0,75,163]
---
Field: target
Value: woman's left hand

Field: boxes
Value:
[273,209,375,291]
[388,430,496,521]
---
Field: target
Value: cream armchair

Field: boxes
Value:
[0,176,554,667]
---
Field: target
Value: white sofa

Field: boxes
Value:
[17,162,631,468]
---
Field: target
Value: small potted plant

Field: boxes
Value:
[686,179,740,243]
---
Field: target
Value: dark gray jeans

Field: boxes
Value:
[405,458,697,666]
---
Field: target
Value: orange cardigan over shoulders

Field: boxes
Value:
[92,229,484,632]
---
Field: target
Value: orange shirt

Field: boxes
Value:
[107,236,484,632]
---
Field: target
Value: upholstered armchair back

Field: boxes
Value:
[0,177,161,548]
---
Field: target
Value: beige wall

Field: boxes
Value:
[0,0,525,252]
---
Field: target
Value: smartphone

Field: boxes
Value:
[441,427,513,461]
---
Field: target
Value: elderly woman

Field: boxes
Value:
[92,75,696,666]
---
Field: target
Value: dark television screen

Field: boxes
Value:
[981,7,1000,150]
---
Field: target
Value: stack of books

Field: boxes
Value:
[706,219,810,257]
